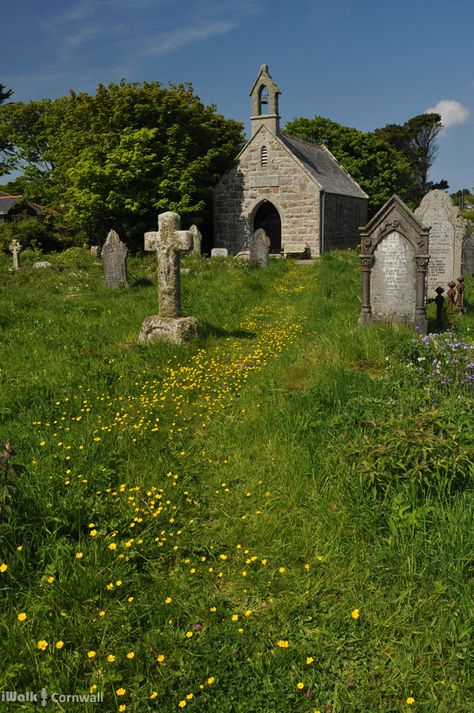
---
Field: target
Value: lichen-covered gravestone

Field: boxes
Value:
[139,211,198,344]
[189,225,202,255]
[414,190,468,296]
[9,239,22,270]
[101,230,128,288]
[249,228,271,267]
[462,228,474,277]
[358,195,430,334]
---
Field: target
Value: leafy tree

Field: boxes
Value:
[284,116,412,214]
[0,81,244,247]
[0,83,13,174]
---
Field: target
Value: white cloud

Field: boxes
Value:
[141,20,237,58]
[425,99,470,128]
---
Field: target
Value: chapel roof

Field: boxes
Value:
[279,133,368,199]
[0,193,44,215]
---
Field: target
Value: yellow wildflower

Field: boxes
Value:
[37,640,48,650]
[17,612,27,622]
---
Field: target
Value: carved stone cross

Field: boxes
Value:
[9,239,22,270]
[144,212,193,318]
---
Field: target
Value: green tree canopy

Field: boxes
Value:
[0,80,244,247]
[0,83,13,174]
[284,116,412,214]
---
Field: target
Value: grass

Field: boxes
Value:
[0,248,473,712]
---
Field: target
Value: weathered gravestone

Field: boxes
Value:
[249,228,271,267]
[90,245,100,257]
[358,195,430,334]
[189,225,202,255]
[9,239,22,270]
[211,248,228,257]
[414,190,468,296]
[101,230,128,288]
[139,211,198,344]
[462,226,474,277]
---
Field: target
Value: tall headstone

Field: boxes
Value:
[359,195,430,334]
[101,230,128,288]
[189,225,202,255]
[462,226,474,277]
[414,190,468,296]
[9,239,22,270]
[139,211,198,344]
[249,228,271,267]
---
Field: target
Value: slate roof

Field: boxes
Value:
[279,133,368,199]
[0,193,44,216]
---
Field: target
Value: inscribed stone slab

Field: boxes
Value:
[249,228,271,267]
[101,230,128,288]
[371,232,416,320]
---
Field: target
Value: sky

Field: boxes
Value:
[2,0,474,192]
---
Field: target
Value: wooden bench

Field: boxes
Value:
[283,242,309,259]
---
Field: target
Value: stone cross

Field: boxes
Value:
[101,230,128,288]
[144,212,193,318]
[189,224,202,255]
[249,228,271,267]
[9,239,22,270]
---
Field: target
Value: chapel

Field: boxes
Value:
[213,65,369,257]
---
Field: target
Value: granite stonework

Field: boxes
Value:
[359,195,430,333]
[213,65,368,258]
[189,224,202,255]
[101,230,128,288]
[139,211,198,345]
[415,190,468,296]
[462,227,474,277]
[249,228,270,266]
[9,239,22,270]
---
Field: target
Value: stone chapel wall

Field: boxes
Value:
[323,194,368,251]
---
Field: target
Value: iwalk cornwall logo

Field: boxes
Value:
[1,688,104,706]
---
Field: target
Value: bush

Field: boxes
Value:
[0,217,64,253]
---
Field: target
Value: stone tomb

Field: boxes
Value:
[359,195,430,334]
[414,189,468,296]
[249,228,271,267]
[101,230,128,288]
[139,211,198,344]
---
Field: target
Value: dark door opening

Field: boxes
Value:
[253,202,281,254]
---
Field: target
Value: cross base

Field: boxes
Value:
[138,315,199,345]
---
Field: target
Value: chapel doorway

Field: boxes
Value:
[253,201,281,254]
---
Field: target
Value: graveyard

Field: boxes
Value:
[0,241,473,712]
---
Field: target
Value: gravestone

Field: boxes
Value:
[90,245,100,257]
[33,261,51,269]
[9,239,22,270]
[359,195,430,334]
[211,248,228,257]
[101,230,128,288]
[189,225,202,255]
[139,211,198,344]
[462,227,474,277]
[249,228,271,267]
[414,190,468,296]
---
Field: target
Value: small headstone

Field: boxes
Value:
[139,211,198,344]
[189,225,202,255]
[90,245,100,257]
[235,251,250,260]
[33,261,52,269]
[9,239,22,270]
[462,230,474,277]
[249,228,271,267]
[415,190,468,296]
[101,230,128,288]
[358,195,430,334]
[211,248,228,257]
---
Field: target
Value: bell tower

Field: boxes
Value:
[249,64,281,137]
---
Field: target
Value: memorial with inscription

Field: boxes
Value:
[358,195,430,333]
[101,230,128,288]
[414,189,468,296]
[462,229,474,277]
[213,64,368,257]
[249,228,271,267]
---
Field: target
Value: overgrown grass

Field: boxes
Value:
[0,249,472,712]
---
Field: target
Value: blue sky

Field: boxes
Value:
[2,0,474,192]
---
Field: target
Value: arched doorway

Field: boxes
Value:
[253,201,281,254]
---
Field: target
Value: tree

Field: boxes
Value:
[284,116,412,214]
[0,81,244,247]
[0,83,13,174]
[374,113,444,203]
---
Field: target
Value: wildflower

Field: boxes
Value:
[209,606,217,612]
[406,698,415,705]
[185,631,193,638]
[306,656,314,664]
[90,530,97,537]
[37,640,48,650]
[126,652,134,659]
[115,580,122,586]
[186,693,194,700]
[244,609,252,617]
[99,610,106,618]
[231,614,239,622]
[108,543,117,550]
[150,691,158,699]
[278,566,286,573]
[116,688,126,696]
[118,706,126,712]
[156,654,165,663]
[0,563,8,572]
[127,596,134,603]
[17,612,27,622]
[351,609,360,620]
[75,552,84,560]
[164,597,172,604]
[296,682,304,690]
[277,640,289,648]
[55,641,64,649]
[107,654,116,662]
[47,576,55,583]
[87,650,96,659]
[178,702,187,709]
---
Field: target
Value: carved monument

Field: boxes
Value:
[9,239,22,270]
[101,230,128,288]
[249,228,271,267]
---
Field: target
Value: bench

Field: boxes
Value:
[283,242,310,259]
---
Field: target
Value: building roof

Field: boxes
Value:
[279,133,368,199]
[0,192,44,216]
